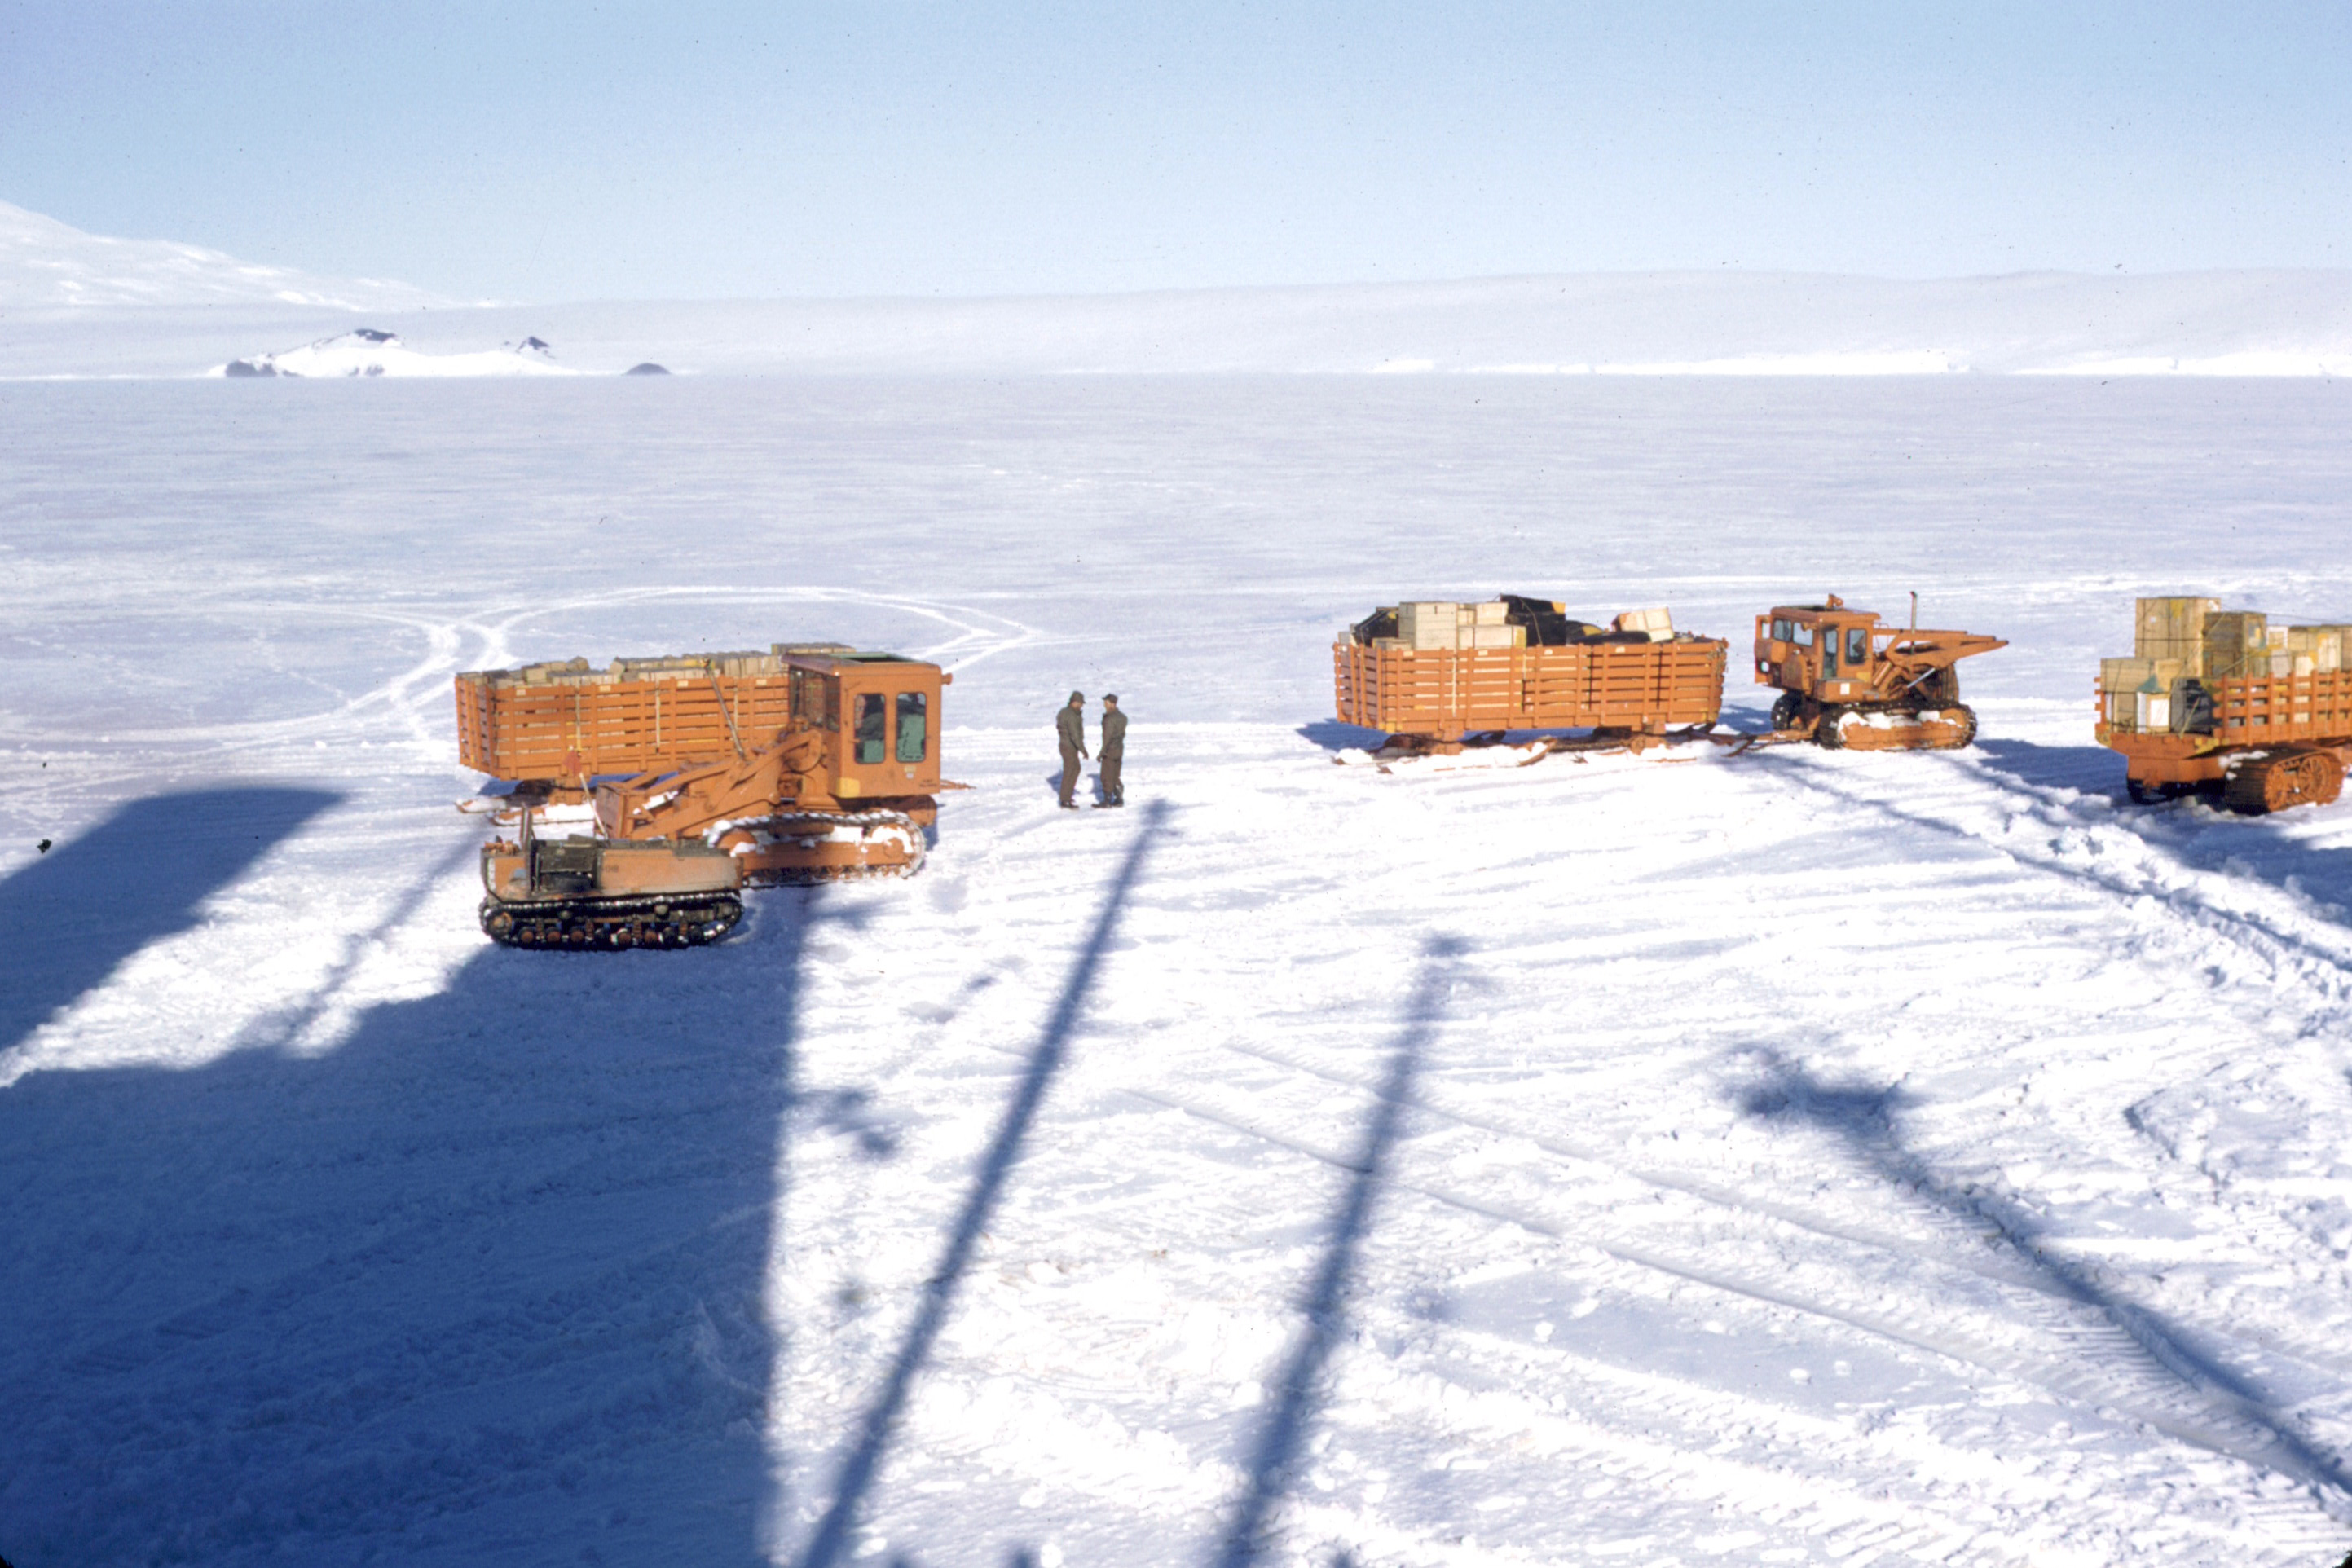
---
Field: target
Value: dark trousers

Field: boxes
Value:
[1059,746,1082,805]
[1099,749,1122,803]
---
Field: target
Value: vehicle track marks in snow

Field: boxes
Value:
[1802,751,2352,1024]
[1131,1080,2352,1527]
[1200,1028,2352,1392]
[796,804,1165,1568]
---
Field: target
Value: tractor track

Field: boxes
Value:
[1111,1078,2352,1521]
[947,962,2350,1535]
[1800,747,2352,1023]
[1773,748,2352,1332]
[9,586,1036,765]
[1200,1030,2352,1389]
[868,1020,2342,1564]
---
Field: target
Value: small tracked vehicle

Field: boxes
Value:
[478,800,744,949]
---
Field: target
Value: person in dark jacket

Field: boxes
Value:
[1055,691,1087,808]
[1095,694,1126,807]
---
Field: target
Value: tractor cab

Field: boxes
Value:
[1755,597,1887,703]
[1751,593,2004,749]
[782,650,949,802]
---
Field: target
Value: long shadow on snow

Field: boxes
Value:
[1968,736,2128,796]
[0,786,340,1055]
[0,883,831,1568]
[1294,720,1389,755]
[796,801,1168,1568]
[2178,817,2352,937]
[1742,1058,2352,1504]
[1207,936,1463,1568]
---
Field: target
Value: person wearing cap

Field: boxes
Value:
[1095,694,1126,808]
[1055,690,1088,808]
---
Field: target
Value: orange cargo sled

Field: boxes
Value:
[1334,598,1725,755]
[456,647,818,794]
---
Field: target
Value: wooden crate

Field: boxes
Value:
[2134,596,2221,674]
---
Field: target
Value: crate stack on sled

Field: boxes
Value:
[456,645,849,795]
[1335,597,1724,752]
[2098,597,2352,813]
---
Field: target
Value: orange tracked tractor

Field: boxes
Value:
[455,644,950,949]
[1755,596,2005,750]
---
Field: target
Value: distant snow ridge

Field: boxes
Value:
[0,198,458,311]
[217,330,579,378]
[1392,350,1967,376]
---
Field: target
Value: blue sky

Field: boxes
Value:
[2,2,2345,302]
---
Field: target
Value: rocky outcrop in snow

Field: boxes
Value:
[217,330,579,378]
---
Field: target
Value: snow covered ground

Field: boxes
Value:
[3,376,2350,1566]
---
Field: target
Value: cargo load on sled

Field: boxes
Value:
[2099,597,2352,813]
[1333,597,1726,755]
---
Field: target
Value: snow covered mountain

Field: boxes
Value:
[520,270,2352,377]
[3,271,2347,381]
[0,199,456,311]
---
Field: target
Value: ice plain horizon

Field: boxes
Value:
[6,195,2351,382]
[3,372,2350,1566]
[9,270,2352,382]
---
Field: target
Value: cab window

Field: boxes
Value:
[1821,637,1839,676]
[896,691,927,763]
[1792,623,1813,647]
[853,693,887,764]
[1847,628,1869,665]
[792,669,834,730]
[1771,618,1791,641]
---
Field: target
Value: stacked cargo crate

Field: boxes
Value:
[1394,601,1528,651]
[456,647,801,786]
[2197,609,2346,680]
[2098,597,2352,812]
[2103,599,2352,737]
[1383,600,1673,650]
[1335,600,1724,743]
[2099,596,2212,732]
